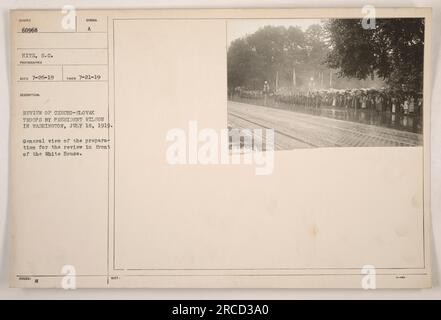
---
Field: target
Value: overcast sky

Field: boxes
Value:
[227,19,323,47]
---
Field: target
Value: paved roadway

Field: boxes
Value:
[228,101,423,150]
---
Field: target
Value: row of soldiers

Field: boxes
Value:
[275,89,422,115]
[233,87,423,115]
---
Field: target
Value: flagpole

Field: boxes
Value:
[292,67,296,92]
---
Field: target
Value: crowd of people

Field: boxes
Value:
[232,87,423,115]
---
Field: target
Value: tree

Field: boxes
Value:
[304,24,330,89]
[227,38,261,91]
[325,18,425,93]
[228,25,310,91]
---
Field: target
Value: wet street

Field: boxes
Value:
[228,101,423,150]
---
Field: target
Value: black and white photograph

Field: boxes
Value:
[227,18,425,150]
[1,4,438,298]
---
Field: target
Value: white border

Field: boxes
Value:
[1,0,440,299]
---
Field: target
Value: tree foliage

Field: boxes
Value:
[325,18,425,93]
[227,24,383,92]
[228,25,310,91]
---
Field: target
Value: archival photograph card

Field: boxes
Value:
[9,8,432,288]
